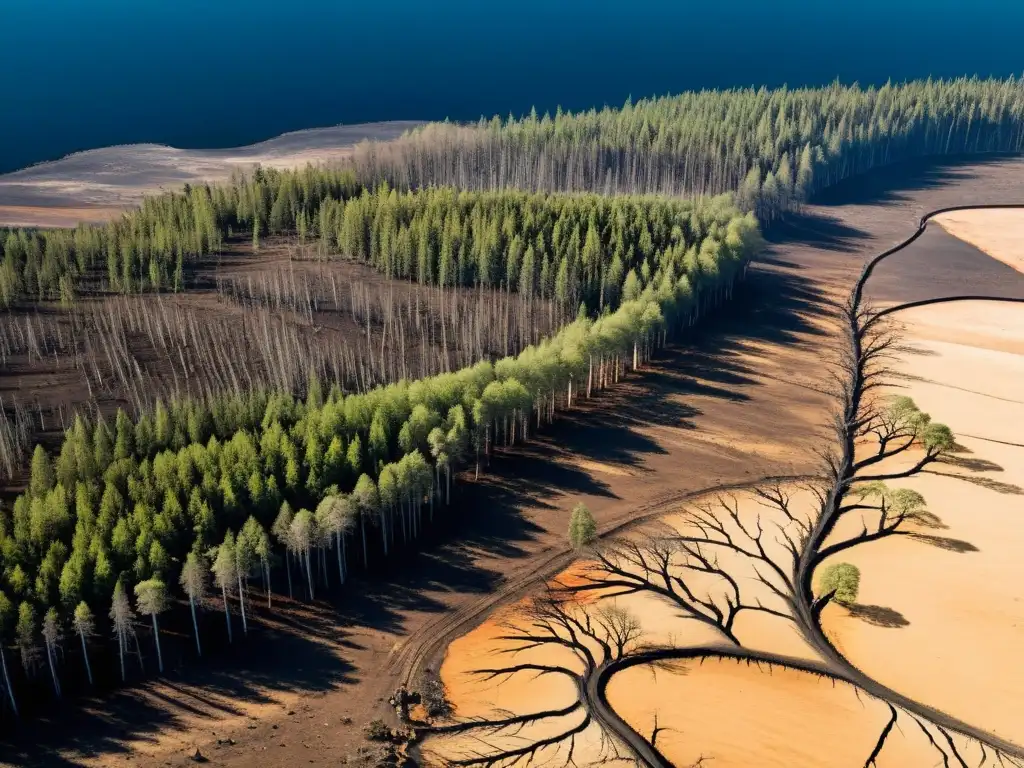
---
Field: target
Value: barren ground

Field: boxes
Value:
[935,208,1024,273]
[824,301,1024,746]
[3,156,1024,767]
[0,122,421,228]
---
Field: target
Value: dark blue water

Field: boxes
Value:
[2,0,1022,173]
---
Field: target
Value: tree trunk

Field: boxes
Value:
[361,513,369,567]
[446,466,451,505]
[189,595,202,657]
[304,547,315,600]
[285,549,294,599]
[151,614,164,674]
[79,629,94,685]
[118,629,127,680]
[222,584,233,643]
[236,573,248,636]
[0,648,17,718]
[45,644,60,699]
[263,559,272,609]
[133,631,145,673]
[342,532,350,585]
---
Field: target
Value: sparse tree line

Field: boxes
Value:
[0,267,565,434]
[351,76,1024,219]
[0,210,758,716]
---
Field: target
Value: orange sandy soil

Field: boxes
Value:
[935,208,1024,274]
[823,301,1024,747]
[426,489,824,764]
[607,660,975,768]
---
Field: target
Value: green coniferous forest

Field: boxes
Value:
[350,77,1024,207]
[0,76,1021,714]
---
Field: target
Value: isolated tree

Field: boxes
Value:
[135,578,168,673]
[179,551,207,656]
[41,607,62,698]
[72,600,95,686]
[818,563,860,606]
[0,591,18,717]
[211,531,237,643]
[568,502,597,550]
[109,579,136,681]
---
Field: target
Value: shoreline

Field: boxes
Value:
[0,120,424,228]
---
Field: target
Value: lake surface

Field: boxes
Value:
[2,0,1022,173]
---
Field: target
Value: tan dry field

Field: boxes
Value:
[824,300,1024,746]
[6,158,1024,767]
[935,208,1024,274]
[0,121,421,228]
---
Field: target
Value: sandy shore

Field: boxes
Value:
[0,121,422,228]
[935,208,1024,274]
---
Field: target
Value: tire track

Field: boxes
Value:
[388,474,815,687]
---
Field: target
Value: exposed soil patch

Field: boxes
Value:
[824,301,1024,746]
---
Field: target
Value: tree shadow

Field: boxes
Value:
[922,469,1024,496]
[2,616,357,767]
[811,154,1015,209]
[907,532,980,553]
[846,604,910,629]
[937,454,1005,474]
[762,210,871,254]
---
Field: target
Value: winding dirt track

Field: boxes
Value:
[388,474,814,688]
[584,204,1024,767]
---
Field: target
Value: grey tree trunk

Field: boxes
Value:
[189,595,202,657]
[45,644,60,699]
[285,550,294,599]
[117,629,126,680]
[79,630,94,685]
[236,573,248,636]
[304,547,315,600]
[151,614,164,674]
[361,514,369,567]
[221,584,233,643]
[0,648,17,717]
